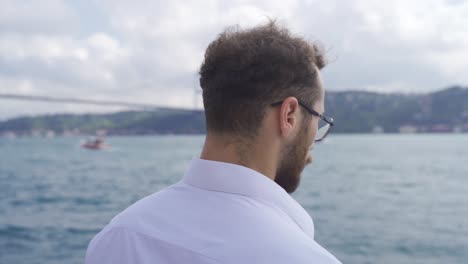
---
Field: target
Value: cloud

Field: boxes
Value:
[0,0,79,35]
[294,0,468,91]
[1,0,468,119]
[0,32,127,89]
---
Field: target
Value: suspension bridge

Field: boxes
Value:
[0,93,198,112]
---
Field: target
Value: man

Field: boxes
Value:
[86,21,339,263]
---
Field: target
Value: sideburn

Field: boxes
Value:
[274,124,310,193]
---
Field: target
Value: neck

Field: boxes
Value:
[200,133,277,181]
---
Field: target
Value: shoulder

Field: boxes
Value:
[85,226,221,264]
[108,182,186,228]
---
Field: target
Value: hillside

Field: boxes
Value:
[1,86,468,136]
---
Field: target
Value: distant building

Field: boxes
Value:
[46,130,56,138]
[96,129,107,136]
[399,125,418,134]
[418,126,430,133]
[431,124,451,133]
[453,126,463,133]
[31,129,42,137]
[62,129,81,137]
[2,131,16,139]
[372,126,384,134]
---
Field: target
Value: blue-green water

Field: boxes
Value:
[1,135,467,264]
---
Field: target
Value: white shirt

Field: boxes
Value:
[85,158,342,264]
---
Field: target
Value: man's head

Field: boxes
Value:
[199,21,327,193]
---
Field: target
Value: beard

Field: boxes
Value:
[274,124,310,194]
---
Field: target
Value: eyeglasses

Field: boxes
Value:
[271,100,334,142]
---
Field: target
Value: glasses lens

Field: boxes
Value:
[315,122,330,142]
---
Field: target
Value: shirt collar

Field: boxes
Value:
[182,157,314,238]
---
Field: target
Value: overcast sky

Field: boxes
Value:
[1,0,468,119]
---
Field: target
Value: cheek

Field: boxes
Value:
[309,121,319,144]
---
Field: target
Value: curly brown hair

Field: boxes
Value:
[199,20,327,138]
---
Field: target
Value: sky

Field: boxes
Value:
[1,0,468,120]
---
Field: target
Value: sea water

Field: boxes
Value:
[0,134,467,264]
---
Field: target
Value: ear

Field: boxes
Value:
[278,97,300,138]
